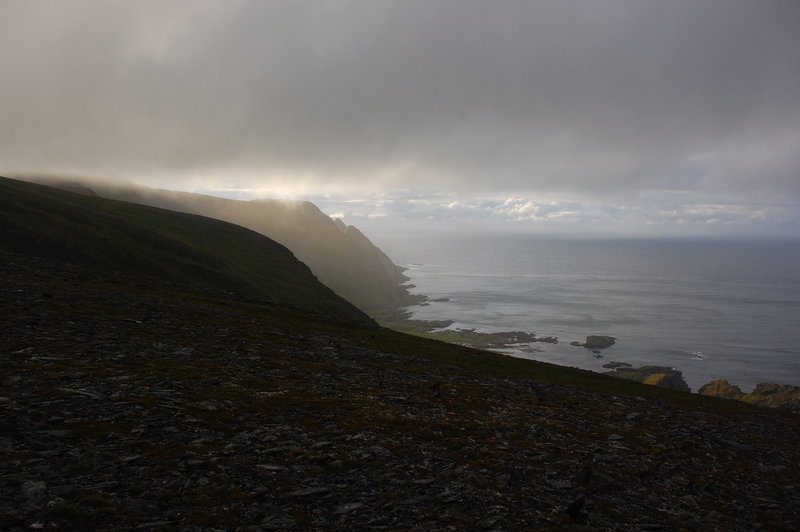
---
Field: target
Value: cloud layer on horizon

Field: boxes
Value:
[1,0,798,232]
[287,191,798,237]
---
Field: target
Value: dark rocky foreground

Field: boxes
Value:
[2,253,800,531]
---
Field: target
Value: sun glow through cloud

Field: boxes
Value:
[0,0,798,237]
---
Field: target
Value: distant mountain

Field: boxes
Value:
[28,177,421,316]
[0,176,373,325]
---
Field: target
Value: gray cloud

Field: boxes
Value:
[1,1,798,212]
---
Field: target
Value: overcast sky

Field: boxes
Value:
[2,0,799,236]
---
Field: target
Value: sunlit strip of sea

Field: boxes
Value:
[375,233,800,392]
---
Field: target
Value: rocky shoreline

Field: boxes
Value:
[388,312,800,413]
[3,252,800,530]
[698,380,800,413]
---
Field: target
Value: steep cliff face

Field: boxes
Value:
[333,223,419,309]
[0,176,373,325]
[27,178,420,315]
[232,199,421,313]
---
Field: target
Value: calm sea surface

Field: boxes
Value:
[375,234,800,392]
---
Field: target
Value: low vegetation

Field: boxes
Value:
[0,176,371,324]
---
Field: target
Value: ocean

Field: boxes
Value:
[375,233,800,392]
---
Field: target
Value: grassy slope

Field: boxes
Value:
[36,179,415,313]
[0,176,372,325]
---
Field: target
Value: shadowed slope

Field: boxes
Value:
[0,176,373,325]
[26,177,421,314]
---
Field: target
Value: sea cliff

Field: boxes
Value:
[22,176,423,316]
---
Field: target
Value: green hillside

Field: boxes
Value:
[0,176,372,325]
[27,177,420,314]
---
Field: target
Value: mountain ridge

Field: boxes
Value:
[22,176,422,316]
[0,176,373,325]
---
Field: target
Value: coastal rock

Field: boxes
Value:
[605,365,690,392]
[602,361,632,370]
[425,329,558,350]
[697,381,800,412]
[643,372,691,392]
[752,383,782,395]
[698,380,744,399]
[583,336,616,349]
